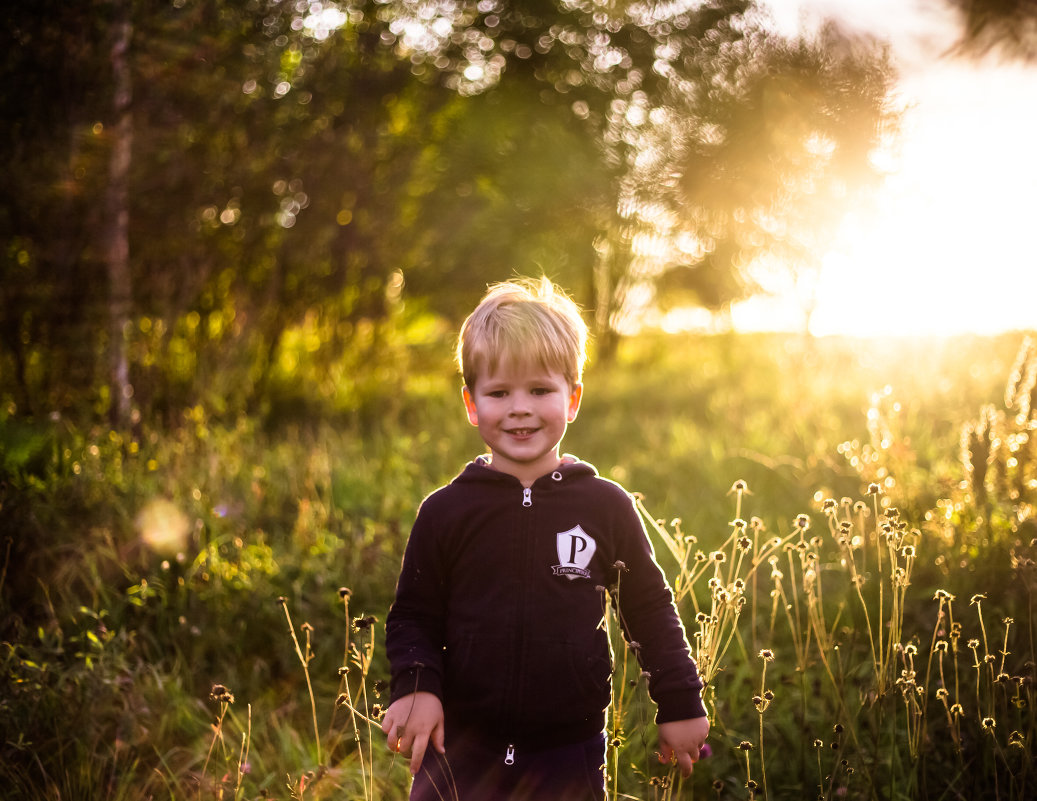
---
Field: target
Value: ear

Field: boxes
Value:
[566,383,583,423]
[462,386,479,426]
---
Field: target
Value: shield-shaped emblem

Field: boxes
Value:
[552,525,596,580]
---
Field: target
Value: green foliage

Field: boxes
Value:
[2,331,1035,799]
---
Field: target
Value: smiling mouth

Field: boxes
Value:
[507,428,538,437]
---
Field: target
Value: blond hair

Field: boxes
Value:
[456,277,589,390]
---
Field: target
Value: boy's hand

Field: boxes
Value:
[657,716,710,778]
[380,691,446,775]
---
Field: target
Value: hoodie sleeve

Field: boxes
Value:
[609,487,706,722]
[384,493,449,704]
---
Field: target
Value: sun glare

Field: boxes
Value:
[722,0,1037,338]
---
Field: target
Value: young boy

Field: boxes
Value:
[382,278,708,800]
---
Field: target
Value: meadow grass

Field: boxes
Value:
[1,331,1034,799]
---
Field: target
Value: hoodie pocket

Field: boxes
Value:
[520,631,612,728]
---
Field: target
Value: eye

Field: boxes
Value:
[487,390,507,398]
[531,387,553,396]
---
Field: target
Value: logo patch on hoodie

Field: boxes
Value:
[552,525,596,580]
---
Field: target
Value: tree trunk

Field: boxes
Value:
[104,1,134,428]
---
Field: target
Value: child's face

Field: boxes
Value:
[462,359,582,487]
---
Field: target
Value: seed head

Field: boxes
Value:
[759,648,775,661]
[795,514,810,530]
[832,724,844,734]
[335,693,349,707]
[822,498,837,512]
[901,545,916,558]
[731,479,748,493]
[813,739,824,748]
[934,640,949,653]
[338,587,352,599]
[739,740,754,751]
[613,560,629,572]
[1008,731,1025,748]
[731,518,747,531]
[936,688,949,700]
[867,483,881,495]
[981,717,996,731]
[933,589,954,602]
[209,684,235,704]
[970,593,986,605]
[710,550,726,563]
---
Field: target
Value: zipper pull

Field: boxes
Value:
[505,743,516,765]
[522,487,532,507]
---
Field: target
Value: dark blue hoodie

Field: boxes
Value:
[385,457,705,751]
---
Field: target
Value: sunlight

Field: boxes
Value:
[738,0,1037,337]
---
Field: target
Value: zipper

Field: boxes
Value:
[522,487,532,507]
[504,743,516,765]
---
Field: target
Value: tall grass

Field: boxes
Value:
[1,332,1034,799]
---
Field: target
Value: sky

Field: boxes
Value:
[720,0,1037,336]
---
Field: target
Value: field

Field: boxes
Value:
[2,330,1035,800]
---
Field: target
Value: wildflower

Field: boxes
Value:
[696,612,710,624]
[337,665,349,676]
[886,507,900,520]
[750,516,765,531]
[936,688,949,700]
[867,483,881,495]
[853,501,868,513]
[970,593,986,605]
[1003,616,1014,625]
[981,717,996,731]
[300,622,314,633]
[627,640,642,652]
[739,740,754,751]
[731,479,748,493]
[752,694,764,709]
[950,703,964,717]
[901,545,916,558]
[373,679,388,695]
[759,649,775,661]
[934,590,954,604]
[763,690,774,701]
[710,550,726,563]
[613,560,628,572]
[353,615,377,630]
[813,739,824,748]
[996,672,1010,683]
[904,644,918,656]
[838,521,853,533]
[731,518,747,531]
[822,498,838,512]
[795,514,810,530]
[934,640,949,653]
[277,596,288,606]
[695,550,708,563]
[335,693,349,707]
[338,587,352,599]
[733,578,746,593]
[967,638,980,649]
[712,780,725,791]
[1008,731,1025,748]
[746,780,759,791]
[832,724,844,734]
[371,704,383,718]
[737,536,752,552]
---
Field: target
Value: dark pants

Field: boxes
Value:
[410,731,606,801]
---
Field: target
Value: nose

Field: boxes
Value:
[507,391,532,416]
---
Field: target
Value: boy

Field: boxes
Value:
[382,278,708,800]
